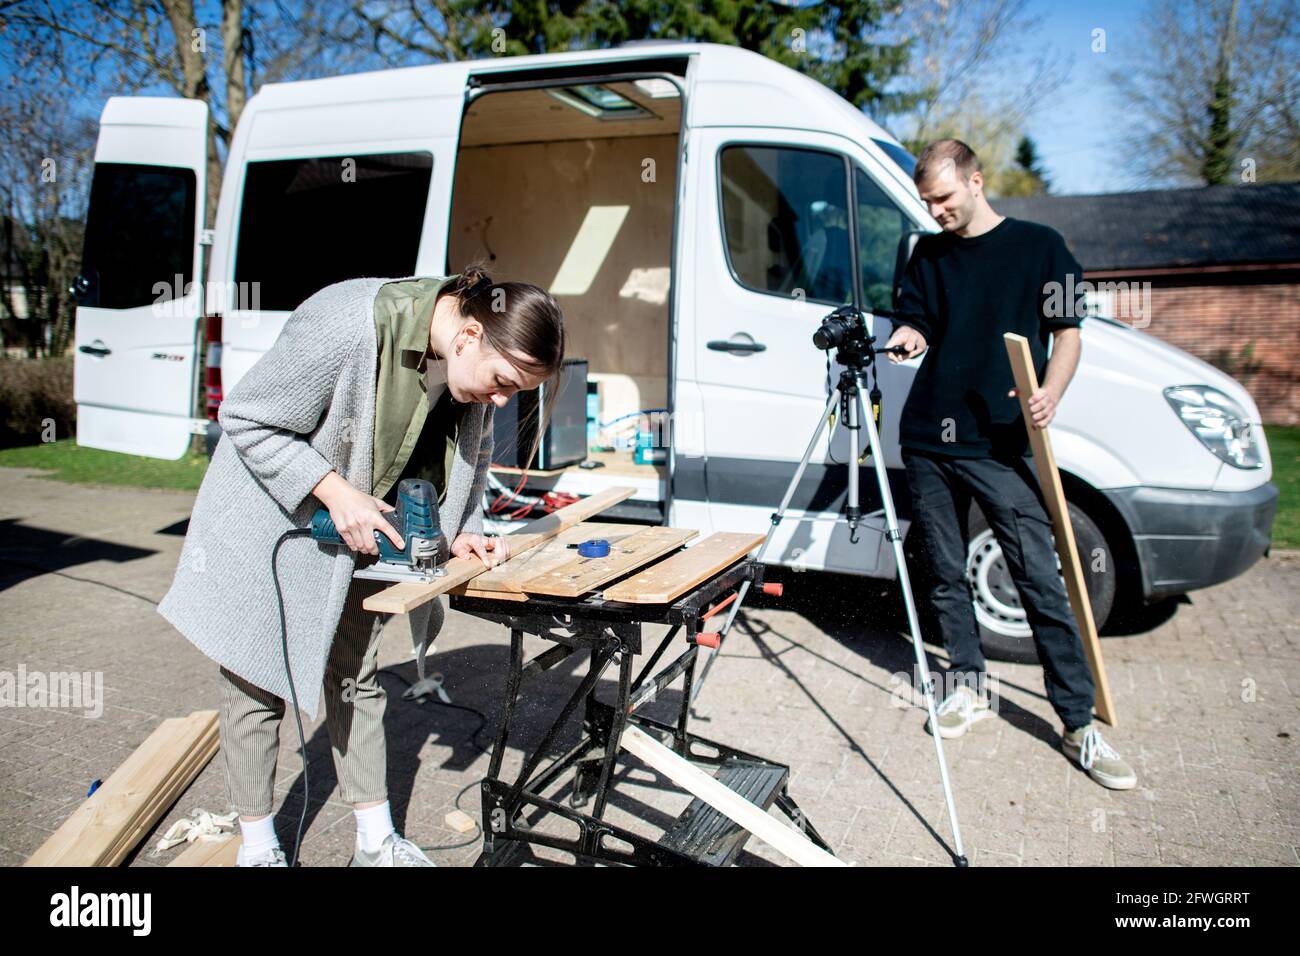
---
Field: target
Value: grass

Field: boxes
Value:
[1265,426,1299,550]
[0,438,209,490]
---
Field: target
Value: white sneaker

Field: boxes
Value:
[237,844,288,867]
[349,832,436,867]
[1062,723,1138,790]
[925,685,994,739]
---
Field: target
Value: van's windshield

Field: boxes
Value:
[872,138,916,179]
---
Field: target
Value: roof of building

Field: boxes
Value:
[995,181,1300,272]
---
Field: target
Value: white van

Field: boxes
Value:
[72,41,1277,660]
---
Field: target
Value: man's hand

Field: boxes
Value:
[1011,327,1081,430]
[884,325,928,363]
[451,532,510,568]
[1009,383,1061,429]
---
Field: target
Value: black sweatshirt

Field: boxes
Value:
[891,216,1085,459]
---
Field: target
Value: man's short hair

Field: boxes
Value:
[914,139,981,185]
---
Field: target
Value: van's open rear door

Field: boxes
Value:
[73,97,207,460]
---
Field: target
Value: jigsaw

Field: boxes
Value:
[310,478,446,583]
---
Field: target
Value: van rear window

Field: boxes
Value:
[233,152,433,311]
[79,163,196,310]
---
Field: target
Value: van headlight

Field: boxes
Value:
[1163,385,1262,469]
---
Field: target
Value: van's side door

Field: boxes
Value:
[690,128,923,577]
[73,97,207,460]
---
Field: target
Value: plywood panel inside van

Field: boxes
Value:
[449,121,679,437]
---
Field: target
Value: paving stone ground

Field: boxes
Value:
[1,466,1296,867]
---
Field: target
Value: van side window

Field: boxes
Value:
[719,145,852,306]
[855,166,918,312]
[79,163,196,310]
[234,151,433,311]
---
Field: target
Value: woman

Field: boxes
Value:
[158,265,565,866]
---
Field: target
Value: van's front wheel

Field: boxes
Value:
[967,500,1115,664]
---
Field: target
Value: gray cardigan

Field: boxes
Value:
[157,277,494,720]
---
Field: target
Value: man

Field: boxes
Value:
[885,139,1136,790]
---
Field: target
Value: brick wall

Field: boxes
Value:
[1090,267,1299,426]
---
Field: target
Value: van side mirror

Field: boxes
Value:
[892,230,925,306]
[69,273,91,301]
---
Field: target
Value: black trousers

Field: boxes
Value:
[902,449,1095,730]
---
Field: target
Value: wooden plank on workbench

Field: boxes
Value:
[453,522,636,595]
[602,532,765,604]
[520,526,697,598]
[362,486,636,614]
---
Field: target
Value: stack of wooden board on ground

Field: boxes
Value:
[25,710,218,866]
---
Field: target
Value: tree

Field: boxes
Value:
[1109,0,1299,186]
[2,1,369,230]
[0,1,372,354]
[995,134,1049,196]
[0,84,95,356]
[878,0,1067,193]
[349,1,916,115]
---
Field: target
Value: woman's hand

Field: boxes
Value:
[313,472,403,555]
[451,532,510,568]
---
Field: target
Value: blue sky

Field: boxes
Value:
[1019,0,1143,195]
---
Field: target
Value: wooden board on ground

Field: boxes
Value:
[168,834,240,867]
[521,526,697,598]
[1004,333,1117,727]
[602,532,765,604]
[363,486,636,614]
[25,710,219,867]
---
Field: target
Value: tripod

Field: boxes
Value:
[694,306,969,867]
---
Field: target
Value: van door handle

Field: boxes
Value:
[707,337,766,354]
[79,342,111,357]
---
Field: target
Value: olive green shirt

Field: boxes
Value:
[371,275,467,505]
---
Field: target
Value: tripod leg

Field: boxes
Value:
[855,388,969,867]
[692,387,844,705]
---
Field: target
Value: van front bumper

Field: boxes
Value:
[1103,482,1279,599]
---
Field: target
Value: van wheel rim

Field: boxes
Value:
[967,530,1031,639]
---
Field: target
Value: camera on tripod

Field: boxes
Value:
[812,304,874,367]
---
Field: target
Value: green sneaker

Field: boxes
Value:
[925,684,994,738]
[1061,723,1137,790]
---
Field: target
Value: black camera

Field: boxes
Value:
[812,305,869,351]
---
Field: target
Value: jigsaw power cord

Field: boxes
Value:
[272,527,314,867]
[272,528,492,863]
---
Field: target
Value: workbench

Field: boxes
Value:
[364,489,839,866]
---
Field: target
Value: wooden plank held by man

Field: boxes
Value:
[1004,333,1117,726]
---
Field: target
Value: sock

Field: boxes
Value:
[238,813,279,860]
[355,801,395,853]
